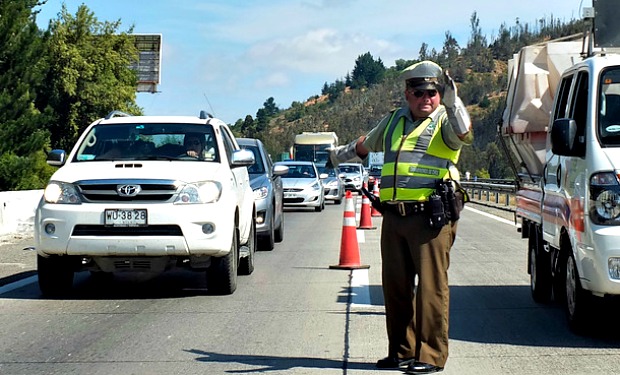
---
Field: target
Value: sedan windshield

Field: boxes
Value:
[282,165,316,178]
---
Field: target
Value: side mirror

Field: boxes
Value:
[550,118,584,157]
[273,164,289,176]
[231,149,255,167]
[319,173,329,179]
[47,149,67,167]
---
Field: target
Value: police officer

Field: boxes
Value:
[328,60,472,374]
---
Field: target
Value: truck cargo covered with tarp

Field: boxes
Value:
[501,39,583,178]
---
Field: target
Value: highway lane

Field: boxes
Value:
[1,200,620,374]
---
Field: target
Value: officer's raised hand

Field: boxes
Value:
[442,70,457,108]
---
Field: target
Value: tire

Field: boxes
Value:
[564,253,591,333]
[274,208,284,243]
[207,227,238,295]
[315,197,325,212]
[37,254,76,298]
[529,225,552,303]
[239,219,256,275]
[259,210,275,251]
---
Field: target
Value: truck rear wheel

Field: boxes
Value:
[528,225,552,303]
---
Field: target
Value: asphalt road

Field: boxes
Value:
[1,200,620,374]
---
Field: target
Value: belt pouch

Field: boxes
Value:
[427,194,446,229]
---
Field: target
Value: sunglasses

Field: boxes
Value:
[412,89,438,98]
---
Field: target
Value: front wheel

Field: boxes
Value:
[564,253,591,333]
[274,209,284,243]
[239,219,256,275]
[37,254,76,298]
[207,228,238,295]
[258,211,275,251]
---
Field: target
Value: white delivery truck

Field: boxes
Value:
[292,132,338,167]
[501,0,620,332]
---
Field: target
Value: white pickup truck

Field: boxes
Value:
[501,1,620,332]
[35,110,256,296]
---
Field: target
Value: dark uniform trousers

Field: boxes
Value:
[380,209,457,368]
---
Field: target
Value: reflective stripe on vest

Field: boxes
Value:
[380,107,461,201]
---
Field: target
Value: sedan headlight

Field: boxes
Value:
[590,172,620,224]
[174,181,222,204]
[311,182,321,191]
[253,186,268,200]
[325,180,338,188]
[44,181,81,204]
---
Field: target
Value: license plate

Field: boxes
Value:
[284,193,297,199]
[104,209,147,227]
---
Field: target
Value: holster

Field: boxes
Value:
[435,179,468,223]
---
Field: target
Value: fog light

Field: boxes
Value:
[202,223,215,235]
[256,212,265,225]
[44,223,55,235]
[609,257,620,280]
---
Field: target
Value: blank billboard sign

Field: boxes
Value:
[130,34,162,93]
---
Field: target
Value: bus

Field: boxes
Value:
[292,132,338,167]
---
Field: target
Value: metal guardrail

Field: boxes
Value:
[460,179,517,212]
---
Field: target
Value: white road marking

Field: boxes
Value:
[464,205,517,226]
[350,268,371,306]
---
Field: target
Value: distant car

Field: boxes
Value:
[238,138,288,251]
[339,163,368,192]
[318,165,345,204]
[277,161,326,212]
[367,165,382,191]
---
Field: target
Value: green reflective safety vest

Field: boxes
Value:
[379,107,461,202]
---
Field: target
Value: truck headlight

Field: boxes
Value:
[44,181,81,204]
[175,181,222,204]
[590,172,620,224]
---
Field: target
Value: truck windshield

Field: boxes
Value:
[599,67,620,146]
[74,123,219,162]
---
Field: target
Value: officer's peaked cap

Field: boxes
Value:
[401,61,443,90]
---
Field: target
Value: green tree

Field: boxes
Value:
[351,52,386,89]
[39,4,141,150]
[0,0,54,190]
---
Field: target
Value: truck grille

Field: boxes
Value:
[72,225,183,236]
[75,179,179,203]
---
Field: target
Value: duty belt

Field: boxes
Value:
[383,201,427,216]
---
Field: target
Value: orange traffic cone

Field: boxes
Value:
[358,183,376,230]
[330,191,370,270]
[371,182,382,217]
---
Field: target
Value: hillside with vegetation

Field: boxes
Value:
[0,2,585,190]
[232,13,586,180]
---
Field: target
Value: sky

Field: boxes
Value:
[35,0,591,125]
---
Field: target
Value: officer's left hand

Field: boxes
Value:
[442,70,457,108]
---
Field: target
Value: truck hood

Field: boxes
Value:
[603,148,620,171]
[50,161,224,183]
